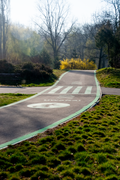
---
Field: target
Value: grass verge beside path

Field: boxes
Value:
[97,67,120,88]
[0,95,120,180]
[0,93,34,107]
[53,69,67,79]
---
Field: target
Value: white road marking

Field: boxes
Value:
[58,95,74,99]
[46,86,95,95]
[44,99,81,102]
[48,86,63,94]
[72,86,83,94]
[72,81,82,85]
[85,86,92,94]
[60,86,73,94]
[27,103,70,109]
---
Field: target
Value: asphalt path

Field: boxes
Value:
[101,87,120,95]
[0,70,100,148]
[0,86,48,94]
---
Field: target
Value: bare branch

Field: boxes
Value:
[35,0,76,66]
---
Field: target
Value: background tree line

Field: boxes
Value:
[0,0,120,69]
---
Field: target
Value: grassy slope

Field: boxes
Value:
[0,93,34,107]
[0,95,120,179]
[97,67,120,88]
[53,69,67,79]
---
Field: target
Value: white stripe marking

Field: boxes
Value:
[60,86,73,94]
[72,86,83,94]
[48,86,63,94]
[85,86,92,94]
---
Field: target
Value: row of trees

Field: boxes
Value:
[0,0,120,69]
[95,0,120,68]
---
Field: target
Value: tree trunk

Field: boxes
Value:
[0,14,2,59]
[98,48,103,69]
[1,0,6,59]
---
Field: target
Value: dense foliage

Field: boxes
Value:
[0,60,55,85]
[95,22,120,68]
[60,58,97,70]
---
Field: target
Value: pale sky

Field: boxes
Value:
[10,0,107,28]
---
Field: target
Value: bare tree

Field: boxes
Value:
[103,0,120,28]
[61,27,86,60]
[35,0,75,68]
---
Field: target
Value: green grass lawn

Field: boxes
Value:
[97,67,120,88]
[0,95,120,179]
[0,93,34,107]
[53,69,67,79]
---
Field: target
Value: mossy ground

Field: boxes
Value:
[97,67,120,88]
[0,93,34,107]
[0,95,120,179]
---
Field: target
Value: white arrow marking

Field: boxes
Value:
[27,103,70,109]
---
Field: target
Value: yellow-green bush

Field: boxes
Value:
[60,58,97,70]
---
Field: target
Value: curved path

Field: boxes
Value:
[0,70,100,149]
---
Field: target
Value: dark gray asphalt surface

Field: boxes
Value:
[0,70,100,145]
[0,86,48,94]
[101,87,120,95]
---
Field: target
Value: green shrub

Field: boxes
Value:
[81,167,91,175]
[75,174,84,180]
[0,159,12,169]
[10,177,20,180]
[77,144,86,151]
[10,153,27,164]
[0,60,54,85]
[96,153,108,164]
[38,136,54,145]
[61,169,75,178]
[105,175,118,180]
[0,172,8,179]
[72,166,81,173]
[53,142,66,151]
[48,156,61,167]
[98,162,116,174]
[60,58,96,70]
[0,59,14,73]
[67,146,77,153]
[58,150,73,160]
[31,170,50,179]
[57,164,68,171]
[20,169,31,177]
[31,155,47,165]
